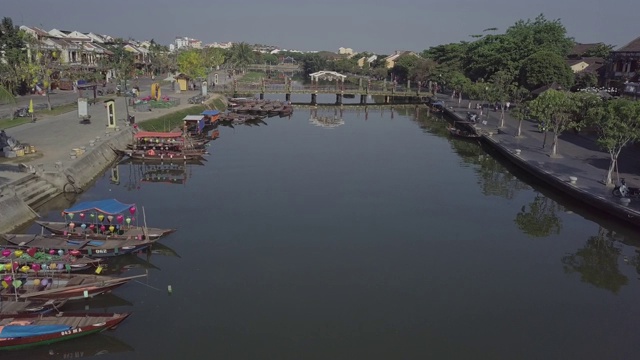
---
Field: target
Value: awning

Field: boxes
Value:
[202,110,220,116]
[134,131,183,139]
[183,115,204,121]
[63,199,135,215]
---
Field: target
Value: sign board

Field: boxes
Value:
[78,98,88,118]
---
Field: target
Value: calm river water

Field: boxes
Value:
[10,94,640,359]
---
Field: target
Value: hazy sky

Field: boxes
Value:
[3,0,638,54]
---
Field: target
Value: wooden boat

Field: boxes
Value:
[2,234,158,258]
[115,148,205,162]
[0,312,130,350]
[35,199,175,241]
[448,121,480,139]
[448,127,481,139]
[0,273,146,301]
[0,299,67,316]
[0,251,101,274]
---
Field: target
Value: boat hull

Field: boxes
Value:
[0,312,130,350]
[36,221,175,241]
[2,234,157,258]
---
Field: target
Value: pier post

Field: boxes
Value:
[311,93,317,106]
[260,93,264,100]
[285,93,291,102]
[336,93,342,105]
[384,96,389,104]
[360,95,366,104]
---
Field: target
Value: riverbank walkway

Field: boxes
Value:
[437,93,640,217]
[0,71,229,191]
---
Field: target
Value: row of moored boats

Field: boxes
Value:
[0,199,174,350]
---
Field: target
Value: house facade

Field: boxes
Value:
[606,36,640,88]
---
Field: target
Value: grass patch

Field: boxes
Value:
[237,71,266,84]
[138,104,206,132]
[0,117,32,130]
[36,102,78,117]
[210,98,227,111]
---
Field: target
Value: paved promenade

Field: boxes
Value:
[437,94,640,216]
[0,71,229,189]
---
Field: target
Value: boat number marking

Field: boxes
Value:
[61,328,83,336]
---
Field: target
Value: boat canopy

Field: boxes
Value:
[201,110,219,116]
[63,199,135,215]
[134,131,183,139]
[182,115,203,121]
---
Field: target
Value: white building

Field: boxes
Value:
[338,47,354,55]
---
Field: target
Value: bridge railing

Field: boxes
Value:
[213,83,428,94]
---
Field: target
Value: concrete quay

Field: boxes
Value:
[438,95,640,227]
[0,73,229,233]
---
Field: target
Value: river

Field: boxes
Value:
[11,94,640,359]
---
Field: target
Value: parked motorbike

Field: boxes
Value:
[612,178,640,198]
[13,107,29,118]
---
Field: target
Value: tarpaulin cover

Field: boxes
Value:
[201,110,219,116]
[134,131,182,139]
[0,325,72,338]
[63,199,135,215]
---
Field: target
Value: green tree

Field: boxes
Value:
[489,70,515,127]
[447,71,472,103]
[202,47,226,71]
[177,49,207,80]
[104,39,135,116]
[586,99,640,185]
[518,50,574,91]
[509,86,530,136]
[0,17,27,94]
[228,42,255,73]
[527,89,576,156]
[408,58,436,86]
[515,194,562,237]
[574,72,598,90]
[391,55,420,83]
[562,227,628,294]
[302,53,327,77]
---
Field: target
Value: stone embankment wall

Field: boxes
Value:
[0,129,132,233]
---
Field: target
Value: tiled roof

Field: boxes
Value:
[615,36,640,52]
[570,43,601,56]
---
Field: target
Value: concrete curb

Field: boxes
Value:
[442,107,640,226]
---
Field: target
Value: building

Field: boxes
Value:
[357,55,377,68]
[174,37,202,50]
[383,51,418,69]
[338,47,354,55]
[606,35,640,88]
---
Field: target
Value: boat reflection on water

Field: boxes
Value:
[61,292,134,312]
[111,158,206,189]
[96,241,180,275]
[1,333,134,360]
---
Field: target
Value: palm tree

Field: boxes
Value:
[229,42,255,74]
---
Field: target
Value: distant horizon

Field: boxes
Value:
[3,0,638,54]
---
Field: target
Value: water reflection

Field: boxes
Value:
[62,292,133,312]
[563,226,629,293]
[113,159,206,190]
[515,194,563,237]
[2,333,133,360]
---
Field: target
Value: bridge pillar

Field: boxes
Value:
[336,94,342,105]
[360,95,366,104]
[285,93,291,102]
[311,93,317,106]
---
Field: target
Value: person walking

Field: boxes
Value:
[506,101,511,111]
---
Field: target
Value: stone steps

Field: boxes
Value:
[11,175,60,209]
